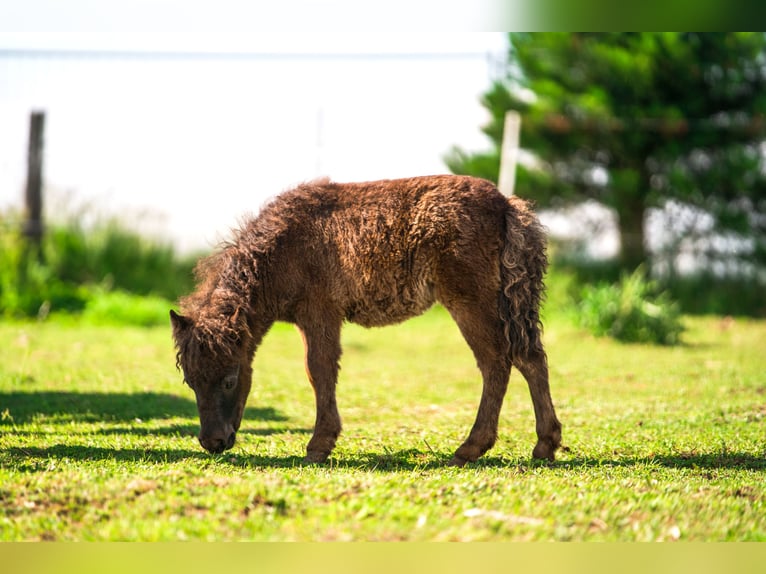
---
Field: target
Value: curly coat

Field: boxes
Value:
[171,174,561,465]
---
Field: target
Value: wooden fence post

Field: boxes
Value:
[23,110,45,258]
[498,110,521,197]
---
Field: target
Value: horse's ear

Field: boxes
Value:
[225,306,246,346]
[170,310,192,332]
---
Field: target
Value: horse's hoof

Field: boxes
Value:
[304,451,329,464]
[447,455,468,467]
[532,440,556,461]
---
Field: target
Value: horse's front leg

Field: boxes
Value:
[297,317,343,463]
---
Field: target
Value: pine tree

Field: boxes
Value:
[447,33,766,272]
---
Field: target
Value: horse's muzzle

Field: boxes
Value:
[199,429,236,454]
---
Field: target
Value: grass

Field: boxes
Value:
[0,306,764,541]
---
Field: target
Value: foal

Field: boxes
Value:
[171,175,562,465]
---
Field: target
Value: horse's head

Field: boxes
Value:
[170,309,252,454]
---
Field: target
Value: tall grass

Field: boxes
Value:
[0,207,200,324]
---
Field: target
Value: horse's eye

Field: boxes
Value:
[222,375,237,392]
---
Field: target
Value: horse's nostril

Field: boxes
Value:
[199,435,226,454]
[199,429,236,454]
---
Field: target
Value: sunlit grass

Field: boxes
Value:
[0,308,764,540]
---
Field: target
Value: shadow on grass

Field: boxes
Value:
[4,444,764,472]
[227,449,449,471]
[7,424,312,439]
[3,444,435,470]
[228,445,766,471]
[3,444,313,469]
[0,391,288,425]
[204,448,766,472]
[553,452,766,472]
[90,424,312,438]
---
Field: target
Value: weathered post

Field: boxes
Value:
[23,110,45,259]
[498,110,521,197]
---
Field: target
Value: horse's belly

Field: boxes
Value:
[343,278,435,327]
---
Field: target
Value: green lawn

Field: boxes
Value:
[0,306,764,541]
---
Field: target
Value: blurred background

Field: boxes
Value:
[1,33,507,252]
[2,26,765,331]
[448,33,766,322]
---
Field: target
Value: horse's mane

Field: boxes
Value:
[174,183,312,363]
[176,234,258,363]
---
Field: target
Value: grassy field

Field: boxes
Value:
[0,305,764,541]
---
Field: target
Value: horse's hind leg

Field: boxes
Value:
[297,316,343,463]
[514,349,562,461]
[443,301,513,466]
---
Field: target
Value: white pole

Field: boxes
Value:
[315,106,325,176]
[498,110,521,197]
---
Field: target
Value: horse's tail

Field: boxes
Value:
[499,196,548,362]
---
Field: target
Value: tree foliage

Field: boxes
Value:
[447,33,766,272]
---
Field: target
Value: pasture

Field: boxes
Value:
[0,306,764,541]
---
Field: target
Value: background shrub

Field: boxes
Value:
[0,219,89,317]
[577,267,684,345]
[0,207,201,322]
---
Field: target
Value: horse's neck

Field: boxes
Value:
[218,236,277,358]
[237,280,275,360]
[244,313,274,358]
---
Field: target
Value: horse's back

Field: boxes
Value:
[258,175,509,327]
[321,176,507,326]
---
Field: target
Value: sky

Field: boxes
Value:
[0,1,503,41]
[1,3,508,251]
